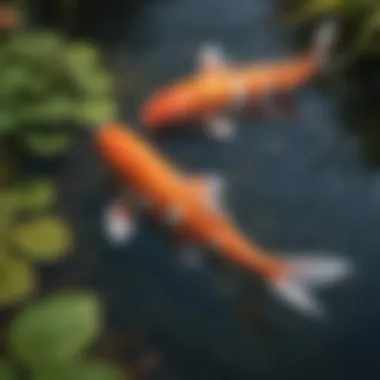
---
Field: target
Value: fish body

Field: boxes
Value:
[96,123,353,318]
[141,21,338,140]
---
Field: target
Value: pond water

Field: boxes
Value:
[58,0,380,379]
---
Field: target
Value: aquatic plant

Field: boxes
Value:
[8,291,102,371]
[0,357,17,380]
[0,291,125,379]
[10,215,73,263]
[0,252,37,307]
[283,0,380,56]
[0,29,117,158]
[284,0,367,24]
[14,179,56,211]
[33,360,125,380]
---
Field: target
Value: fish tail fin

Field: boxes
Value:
[312,19,339,69]
[269,252,353,319]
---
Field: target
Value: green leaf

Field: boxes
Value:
[0,253,36,308]
[285,0,364,24]
[20,97,74,125]
[78,71,114,97]
[64,42,102,72]
[23,132,72,157]
[15,179,56,210]
[74,100,117,125]
[5,31,64,64]
[0,357,18,380]
[0,188,19,234]
[33,360,126,380]
[10,215,73,263]
[0,109,17,133]
[8,291,102,371]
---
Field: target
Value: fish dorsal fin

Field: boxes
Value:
[197,43,230,73]
[187,172,226,210]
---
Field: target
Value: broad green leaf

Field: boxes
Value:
[33,360,126,380]
[15,179,56,210]
[23,132,72,157]
[5,31,64,64]
[74,100,117,125]
[8,291,102,371]
[20,97,74,125]
[64,42,102,72]
[0,110,17,133]
[78,71,114,96]
[0,254,36,308]
[0,357,18,380]
[10,215,73,262]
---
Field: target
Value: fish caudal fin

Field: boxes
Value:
[312,19,339,69]
[270,253,353,318]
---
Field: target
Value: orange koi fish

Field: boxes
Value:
[96,123,352,318]
[141,21,338,141]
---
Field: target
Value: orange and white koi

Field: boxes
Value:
[141,21,338,141]
[95,123,352,318]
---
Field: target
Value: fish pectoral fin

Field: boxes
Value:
[197,42,230,73]
[102,197,138,246]
[204,115,237,141]
[187,172,226,211]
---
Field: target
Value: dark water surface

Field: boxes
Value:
[59,0,380,379]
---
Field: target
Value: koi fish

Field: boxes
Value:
[141,20,338,141]
[95,123,352,318]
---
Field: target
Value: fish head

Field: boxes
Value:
[141,85,195,128]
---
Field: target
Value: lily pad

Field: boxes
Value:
[33,360,126,380]
[23,132,72,157]
[0,358,18,380]
[0,253,36,308]
[8,291,102,371]
[15,180,56,211]
[10,215,73,263]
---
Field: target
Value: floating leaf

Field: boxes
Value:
[33,360,126,380]
[23,132,72,157]
[74,100,118,126]
[10,215,73,263]
[64,42,102,72]
[0,253,36,308]
[0,357,18,380]
[20,97,74,125]
[8,292,102,371]
[5,31,64,65]
[15,179,56,210]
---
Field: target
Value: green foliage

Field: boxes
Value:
[8,292,102,371]
[33,360,126,380]
[0,252,36,307]
[15,179,56,210]
[285,0,367,24]
[10,215,73,263]
[284,0,380,55]
[22,132,72,157]
[0,358,18,380]
[0,29,117,157]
